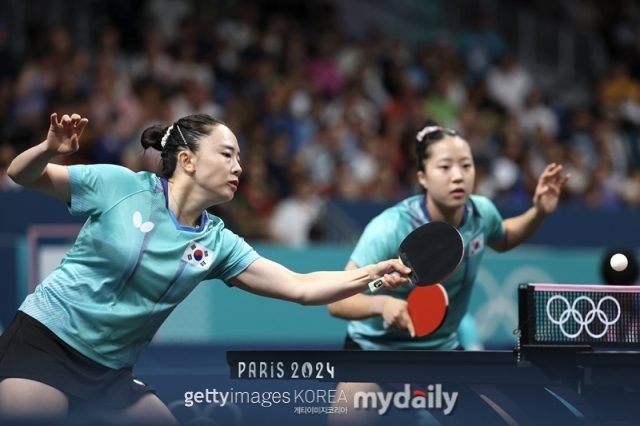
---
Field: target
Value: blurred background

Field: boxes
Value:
[1,0,640,360]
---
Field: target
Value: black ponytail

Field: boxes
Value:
[140,124,166,152]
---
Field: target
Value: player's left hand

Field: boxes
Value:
[533,163,570,215]
[46,113,89,156]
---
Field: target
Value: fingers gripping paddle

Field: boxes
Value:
[407,284,449,337]
[368,221,465,294]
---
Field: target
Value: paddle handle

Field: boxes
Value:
[368,271,400,294]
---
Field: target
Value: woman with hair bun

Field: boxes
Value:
[0,112,412,424]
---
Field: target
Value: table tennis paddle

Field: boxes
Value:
[368,221,464,294]
[407,284,449,337]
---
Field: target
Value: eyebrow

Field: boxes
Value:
[218,144,240,156]
[436,156,473,161]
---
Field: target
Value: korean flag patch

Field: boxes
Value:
[468,233,485,257]
[182,241,212,270]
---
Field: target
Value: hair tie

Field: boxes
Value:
[416,125,442,142]
[160,125,174,149]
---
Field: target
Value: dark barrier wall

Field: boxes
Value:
[0,191,85,326]
[0,191,87,234]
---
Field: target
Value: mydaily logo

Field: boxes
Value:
[354,384,458,415]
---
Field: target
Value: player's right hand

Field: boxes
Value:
[369,260,411,290]
[382,297,416,337]
[46,113,89,156]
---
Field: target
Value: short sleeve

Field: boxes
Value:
[472,196,505,243]
[206,229,261,285]
[350,211,408,268]
[67,164,143,217]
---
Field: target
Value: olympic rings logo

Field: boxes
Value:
[546,295,621,339]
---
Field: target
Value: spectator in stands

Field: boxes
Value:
[599,62,640,111]
[520,89,559,138]
[486,54,534,113]
[457,11,506,82]
[269,174,325,247]
[90,65,143,164]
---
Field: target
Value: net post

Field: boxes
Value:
[516,283,531,362]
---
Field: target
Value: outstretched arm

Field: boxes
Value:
[7,113,88,202]
[230,257,411,306]
[489,163,570,252]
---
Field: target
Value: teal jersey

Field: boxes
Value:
[20,165,260,369]
[458,312,483,350]
[347,194,505,350]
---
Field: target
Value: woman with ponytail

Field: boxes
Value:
[328,121,570,425]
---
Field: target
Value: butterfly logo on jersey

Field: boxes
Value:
[468,233,484,257]
[182,241,212,270]
[133,211,155,233]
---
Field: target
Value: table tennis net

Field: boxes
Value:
[519,283,640,346]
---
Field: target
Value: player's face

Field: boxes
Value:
[192,125,242,203]
[417,136,475,210]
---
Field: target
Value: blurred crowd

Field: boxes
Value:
[1,0,640,246]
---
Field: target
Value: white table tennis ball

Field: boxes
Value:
[610,253,629,272]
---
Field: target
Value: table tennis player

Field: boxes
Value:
[327,121,569,425]
[0,112,412,425]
